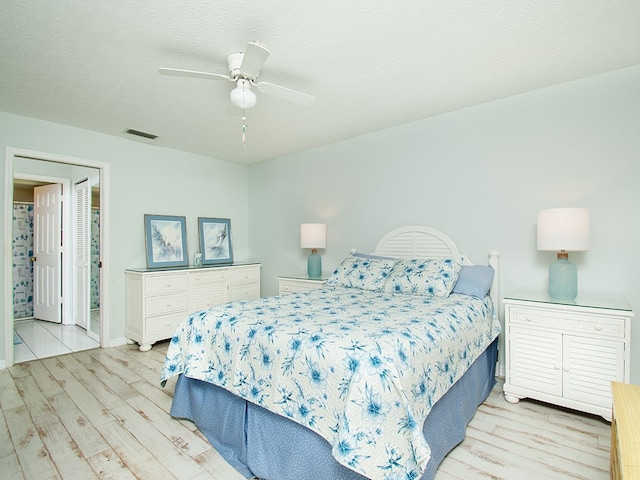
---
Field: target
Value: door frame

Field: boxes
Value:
[4,147,111,368]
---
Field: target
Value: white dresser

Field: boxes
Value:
[278,274,328,295]
[126,263,261,351]
[503,292,633,420]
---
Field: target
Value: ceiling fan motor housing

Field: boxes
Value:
[227,52,247,79]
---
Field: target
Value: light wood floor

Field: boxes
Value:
[0,340,612,480]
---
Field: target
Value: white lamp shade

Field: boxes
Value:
[230,79,257,109]
[300,223,326,249]
[537,208,590,251]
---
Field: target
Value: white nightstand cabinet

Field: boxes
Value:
[503,292,633,421]
[278,275,327,295]
[126,263,261,351]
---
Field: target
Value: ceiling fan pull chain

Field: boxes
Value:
[242,115,248,146]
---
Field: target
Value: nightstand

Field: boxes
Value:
[503,292,633,421]
[278,275,328,295]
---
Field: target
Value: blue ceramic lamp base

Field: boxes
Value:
[548,252,577,300]
[307,250,322,279]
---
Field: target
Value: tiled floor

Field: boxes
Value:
[13,317,99,363]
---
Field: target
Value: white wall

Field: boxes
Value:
[0,112,249,364]
[248,65,640,382]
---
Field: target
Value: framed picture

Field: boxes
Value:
[198,217,233,265]
[144,214,188,268]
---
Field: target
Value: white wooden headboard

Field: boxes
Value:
[372,225,500,315]
[374,225,470,264]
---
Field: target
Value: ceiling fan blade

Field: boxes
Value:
[240,42,270,79]
[256,81,315,107]
[159,67,231,81]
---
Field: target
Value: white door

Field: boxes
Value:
[33,183,63,323]
[74,178,90,331]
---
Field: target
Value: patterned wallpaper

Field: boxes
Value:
[90,208,100,309]
[13,203,33,318]
[12,203,100,319]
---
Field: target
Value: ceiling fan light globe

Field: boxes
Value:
[230,86,257,109]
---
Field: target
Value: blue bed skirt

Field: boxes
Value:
[170,338,498,480]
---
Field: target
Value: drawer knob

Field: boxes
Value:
[594,324,603,331]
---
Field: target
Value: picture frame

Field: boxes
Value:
[144,214,188,268]
[198,217,233,265]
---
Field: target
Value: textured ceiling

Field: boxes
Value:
[2,1,640,164]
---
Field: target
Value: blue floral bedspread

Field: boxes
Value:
[161,286,500,480]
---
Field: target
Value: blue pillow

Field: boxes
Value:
[352,252,395,260]
[451,265,495,297]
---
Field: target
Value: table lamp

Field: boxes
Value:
[300,223,326,279]
[537,208,590,300]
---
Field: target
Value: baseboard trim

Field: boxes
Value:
[106,337,128,348]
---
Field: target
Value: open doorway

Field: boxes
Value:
[4,148,110,367]
[12,175,99,361]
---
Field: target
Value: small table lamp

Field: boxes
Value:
[301,223,326,279]
[537,208,590,300]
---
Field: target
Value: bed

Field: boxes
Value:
[161,226,501,480]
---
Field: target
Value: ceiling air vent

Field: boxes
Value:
[125,128,157,140]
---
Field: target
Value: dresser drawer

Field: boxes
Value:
[189,269,229,285]
[145,312,186,337]
[145,292,188,316]
[145,274,188,295]
[279,284,299,295]
[509,306,626,338]
[230,266,260,285]
[230,284,260,301]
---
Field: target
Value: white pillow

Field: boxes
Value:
[384,258,461,297]
[327,255,398,291]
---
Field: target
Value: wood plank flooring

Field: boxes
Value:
[0,340,611,479]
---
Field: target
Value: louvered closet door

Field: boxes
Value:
[563,335,624,408]
[74,178,90,330]
[508,326,563,396]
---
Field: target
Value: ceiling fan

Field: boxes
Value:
[159,41,315,111]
